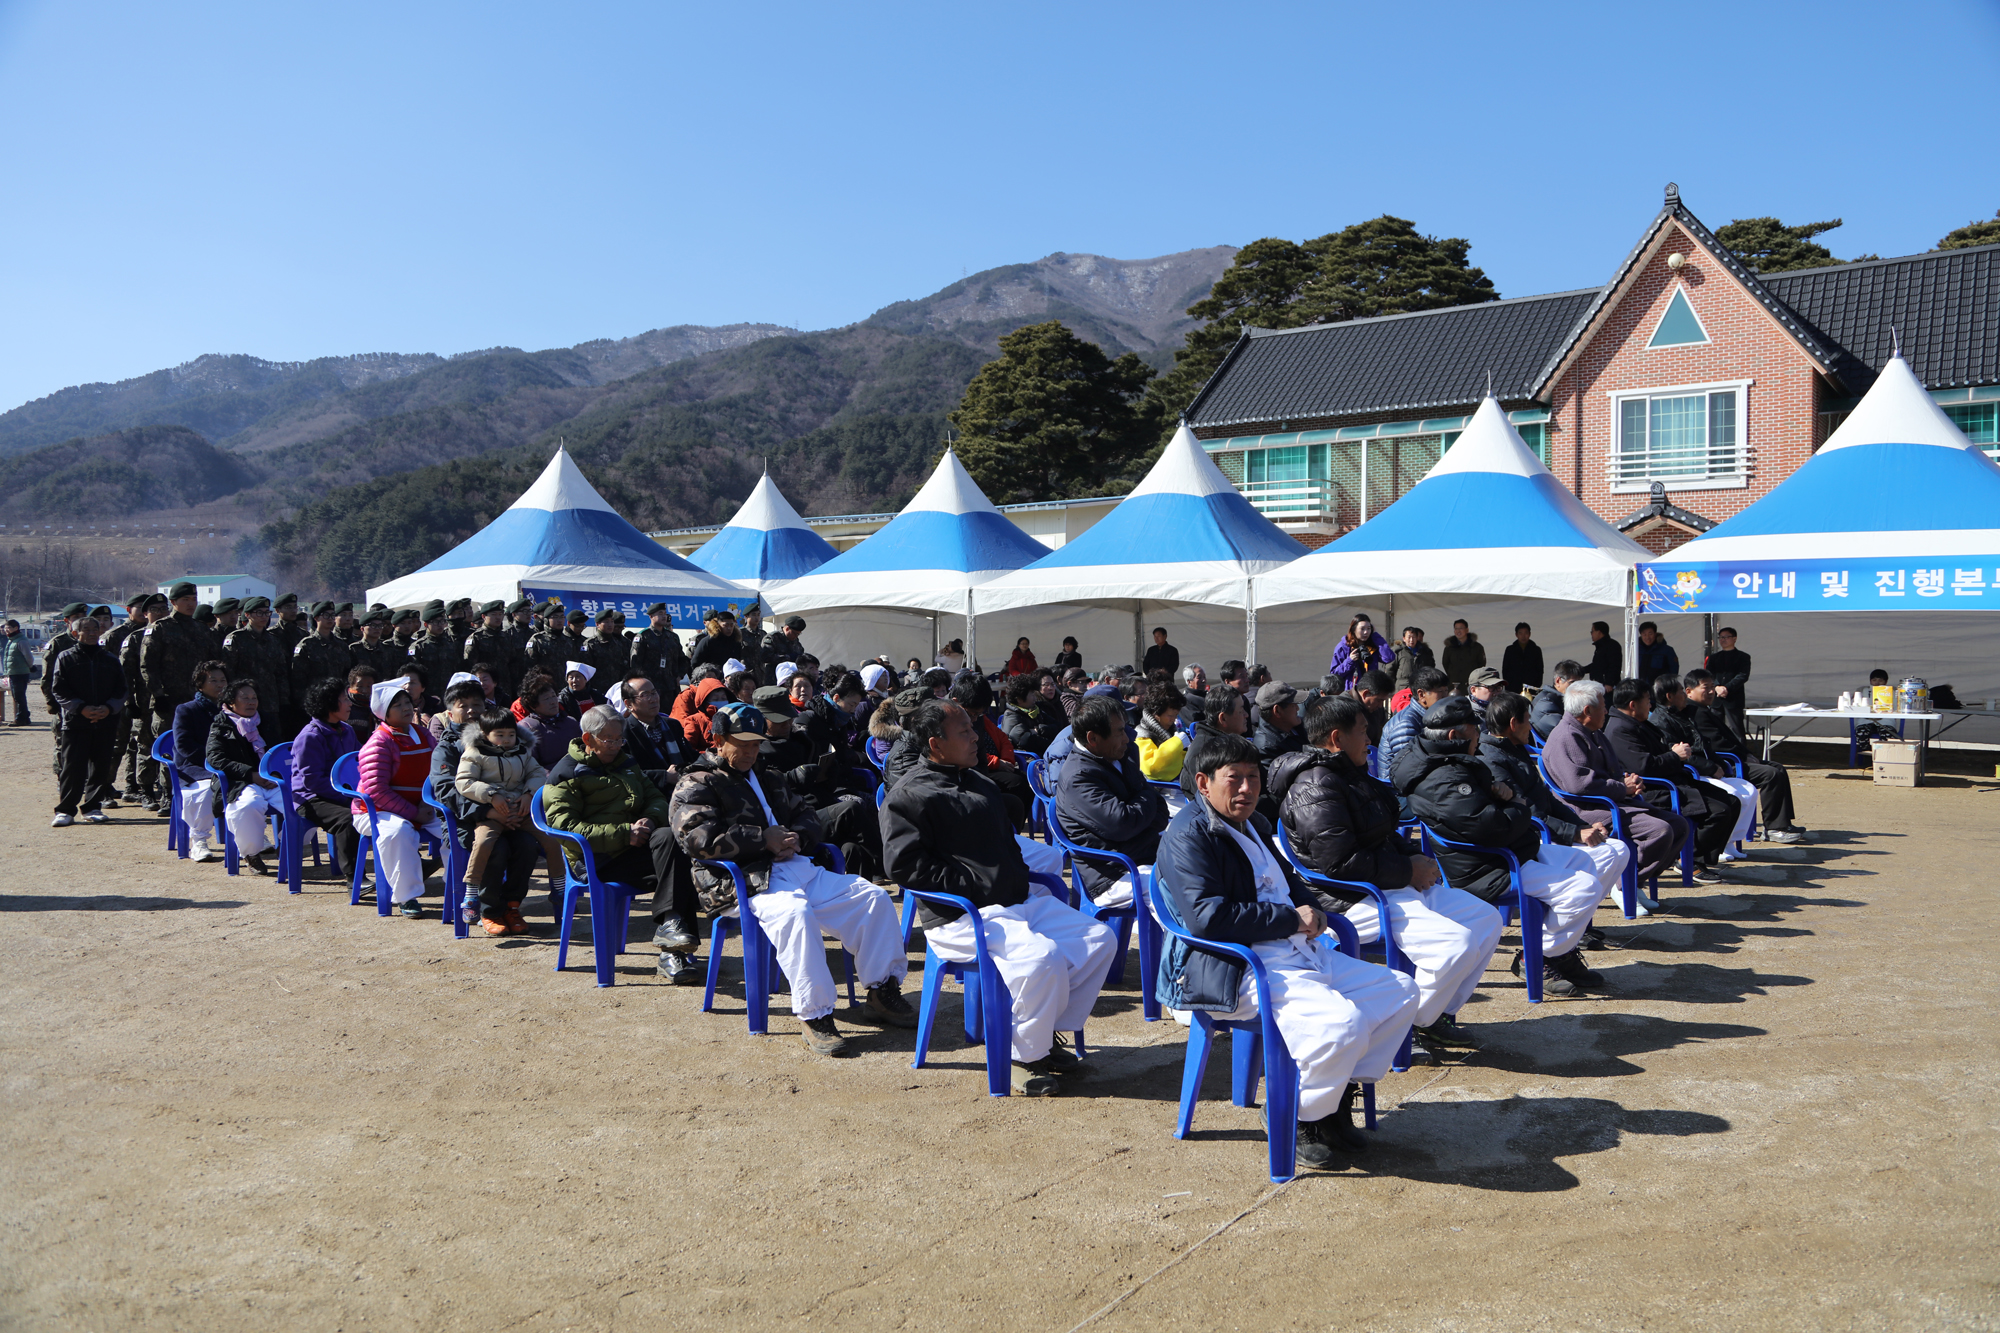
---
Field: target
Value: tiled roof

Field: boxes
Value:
[1761,242,2000,391]
[1183,288,1601,430]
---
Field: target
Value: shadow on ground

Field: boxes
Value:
[0,894,250,912]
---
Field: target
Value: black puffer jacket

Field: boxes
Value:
[1391,735,1539,902]
[1477,736,1585,845]
[881,759,1028,929]
[1268,747,1415,907]
[1055,746,1168,901]
[1530,686,1566,740]
[1650,703,1719,776]
[668,753,823,908]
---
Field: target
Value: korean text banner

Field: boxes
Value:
[521,587,759,625]
[1637,559,2000,614]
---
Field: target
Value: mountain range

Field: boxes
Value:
[0,246,1235,598]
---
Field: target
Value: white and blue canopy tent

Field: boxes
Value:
[1635,354,2000,705]
[686,471,839,603]
[766,449,1052,668]
[1250,397,1652,681]
[974,423,1307,670]
[367,447,752,625]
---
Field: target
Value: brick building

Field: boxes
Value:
[1186,185,2000,555]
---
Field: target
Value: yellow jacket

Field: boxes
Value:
[1136,730,1186,780]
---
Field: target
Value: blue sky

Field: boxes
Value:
[1,0,1995,414]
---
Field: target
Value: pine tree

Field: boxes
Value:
[1716,216,1848,272]
[1938,210,2000,251]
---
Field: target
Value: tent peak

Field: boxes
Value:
[1128,423,1240,501]
[1820,353,1984,454]
[511,447,616,515]
[905,447,1005,516]
[1424,395,1550,482]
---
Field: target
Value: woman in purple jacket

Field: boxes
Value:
[290,675,362,876]
[1327,614,1394,690]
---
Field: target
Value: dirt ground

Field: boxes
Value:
[1,726,1995,1332]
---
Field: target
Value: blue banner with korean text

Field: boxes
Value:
[1636,559,2000,613]
[521,587,759,626]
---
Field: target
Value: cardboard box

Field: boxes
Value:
[1873,739,1924,787]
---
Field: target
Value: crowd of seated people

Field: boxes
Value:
[53,602,1812,1170]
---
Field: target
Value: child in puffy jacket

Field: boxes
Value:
[455,709,553,935]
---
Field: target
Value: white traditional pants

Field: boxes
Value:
[1342,884,1504,1027]
[1018,835,1067,886]
[1522,840,1630,957]
[1177,934,1419,1123]
[1089,864,1159,920]
[179,777,217,842]
[1702,774,1759,848]
[925,895,1119,1062]
[748,862,909,1021]
[353,810,437,904]
[224,783,280,857]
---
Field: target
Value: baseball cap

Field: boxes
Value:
[1254,680,1297,710]
[1423,695,1480,729]
[709,701,768,740]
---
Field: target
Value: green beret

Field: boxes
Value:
[242,597,271,613]
[59,601,87,618]
[478,599,505,615]
[168,581,196,599]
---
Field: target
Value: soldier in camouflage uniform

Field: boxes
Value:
[736,604,766,682]
[102,597,149,798]
[463,600,523,703]
[632,603,689,699]
[584,608,631,687]
[388,605,422,664]
[333,603,359,644]
[272,592,307,657]
[347,609,402,682]
[119,595,169,808]
[142,583,216,749]
[40,602,89,778]
[210,598,242,655]
[447,597,476,657]
[523,611,574,692]
[504,597,535,660]
[225,596,290,739]
[410,601,462,703]
[291,602,353,716]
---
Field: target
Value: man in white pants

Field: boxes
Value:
[882,700,1119,1096]
[169,662,230,862]
[1159,729,1419,1170]
[1272,691,1501,1061]
[211,678,282,874]
[669,702,914,1057]
[1397,695,1630,999]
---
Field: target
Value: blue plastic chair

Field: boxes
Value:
[420,783,472,940]
[1637,775,1696,890]
[1022,756,1056,842]
[202,758,244,876]
[697,845,857,1034]
[1274,822,1416,1070]
[1148,866,1376,1183]
[258,740,329,895]
[329,751,388,914]
[903,884,1019,1098]
[1415,824,1547,1003]
[1534,751,1642,918]
[529,786,649,987]
[1046,813,1161,1022]
[151,733,185,858]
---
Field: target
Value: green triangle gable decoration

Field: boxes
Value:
[1647,286,1710,348]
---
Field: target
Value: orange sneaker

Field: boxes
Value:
[505,905,528,935]
[481,916,510,937]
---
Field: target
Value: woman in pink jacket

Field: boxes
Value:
[353,676,440,917]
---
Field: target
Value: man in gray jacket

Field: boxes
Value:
[1539,680,1688,906]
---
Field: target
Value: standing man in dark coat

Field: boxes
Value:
[632,603,689,699]
[289,602,353,729]
[225,596,290,740]
[1704,627,1752,738]
[763,616,807,686]
[1586,622,1622,689]
[40,602,89,773]
[464,600,524,702]
[102,597,149,800]
[409,601,461,702]
[1141,627,1179,679]
[523,605,571,686]
[272,593,307,657]
[119,595,169,807]
[140,583,212,757]
[503,597,536,666]
[446,597,476,655]
[1502,622,1544,689]
[49,613,127,826]
[584,608,630,686]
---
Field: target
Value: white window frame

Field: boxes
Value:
[1606,378,1753,494]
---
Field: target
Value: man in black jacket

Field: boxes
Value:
[1393,697,1616,996]
[1682,668,1805,843]
[762,615,806,685]
[1250,681,1305,764]
[1602,679,1739,877]
[1273,694,1499,1056]
[1586,622,1622,689]
[1531,659,1585,741]
[1055,697,1169,907]
[882,700,1116,1095]
[1160,730,1418,1165]
[1651,674,1757,858]
[1141,627,1179,678]
[49,614,126,826]
[1502,623,1544,688]
[1704,627,1752,737]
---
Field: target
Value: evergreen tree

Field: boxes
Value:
[1141,216,1496,432]
[948,320,1156,504]
[1938,210,2000,250]
[1716,216,1848,272]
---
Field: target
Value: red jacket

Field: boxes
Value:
[670,677,730,749]
[976,713,1016,769]
[1005,649,1038,678]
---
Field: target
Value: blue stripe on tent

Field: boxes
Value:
[1695,442,2000,537]
[1328,473,1608,552]
[1027,492,1304,568]
[689,524,838,582]
[809,510,1048,575]
[416,507,707,574]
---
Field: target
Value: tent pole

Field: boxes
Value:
[1385,593,1396,644]
[930,613,939,664]
[1245,579,1258,666]
[964,589,976,673]
[1134,608,1143,672]
[1623,570,1639,671]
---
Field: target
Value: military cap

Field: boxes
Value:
[751,685,798,716]
[194,604,215,621]
[125,594,148,609]
[1423,695,1481,729]
[310,600,336,617]
[644,602,669,616]
[144,592,169,609]
[447,597,472,613]
[274,592,299,609]
[336,602,355,616]
[59,601,87,618]
[567,609,588,624]
[506,598,532,613]
[478,599,505,615]
[242,596,271,613]
[392,607,420,625]
[364,608,391,626]
[213,597,242,618]
[368,602,387,613]
[168,581,196,599]
[783,615,806,631]
[421,599,446,621]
